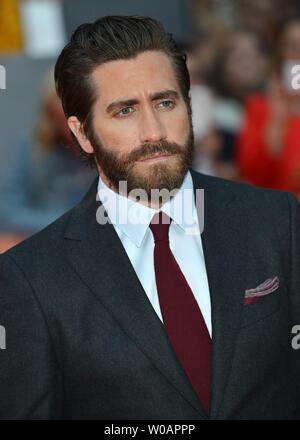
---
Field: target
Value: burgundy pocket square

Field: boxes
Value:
[244,276,279,306]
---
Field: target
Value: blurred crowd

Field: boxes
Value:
[1,0,300,252]
[189,0,300,199]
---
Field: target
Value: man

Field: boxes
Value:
[0,15,299,420]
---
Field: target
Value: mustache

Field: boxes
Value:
[124,140,182,164]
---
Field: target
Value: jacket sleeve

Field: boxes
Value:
[286,192,300,411]
[0,253,63,419]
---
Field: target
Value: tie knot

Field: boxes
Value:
[149,211,172,242]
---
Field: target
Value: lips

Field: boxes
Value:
[139,153,171,162]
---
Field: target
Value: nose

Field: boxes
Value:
[139,108,167,144]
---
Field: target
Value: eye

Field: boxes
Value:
[157,100,175,109]
[117,107,134,117]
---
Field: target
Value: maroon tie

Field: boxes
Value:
[150,211,211,414]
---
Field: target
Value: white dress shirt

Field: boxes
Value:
[97,171,212,337]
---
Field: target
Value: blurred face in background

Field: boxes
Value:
[279,20,300,61]
[222,32,265,99]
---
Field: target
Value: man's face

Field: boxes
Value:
[71,50,194,199]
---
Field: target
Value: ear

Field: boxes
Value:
[67,116,94,154]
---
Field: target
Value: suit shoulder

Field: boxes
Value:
[190,169,291,206]
[3,206,73,262]
[190,169,298,230]
[2,176,99,262]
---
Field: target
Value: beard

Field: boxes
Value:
[88,117,195,202]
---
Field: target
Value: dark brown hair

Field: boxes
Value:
[54,15,190,168]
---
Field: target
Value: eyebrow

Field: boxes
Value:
[105,89,180,114]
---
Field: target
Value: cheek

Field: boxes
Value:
[93,119,136,151]
[166,111,190,143]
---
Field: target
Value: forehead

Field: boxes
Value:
[91,50,180,104]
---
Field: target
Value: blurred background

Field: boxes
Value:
[1,0,300,252]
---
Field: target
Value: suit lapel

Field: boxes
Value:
[62,177,207,418]
[190,169,251,418]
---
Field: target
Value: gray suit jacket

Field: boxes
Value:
[0,169,299,419]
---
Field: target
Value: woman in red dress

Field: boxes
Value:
[236,17,300,201]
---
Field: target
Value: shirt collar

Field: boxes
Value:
[97,170,198,247]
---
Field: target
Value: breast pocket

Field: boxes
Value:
[239,289,281,329]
